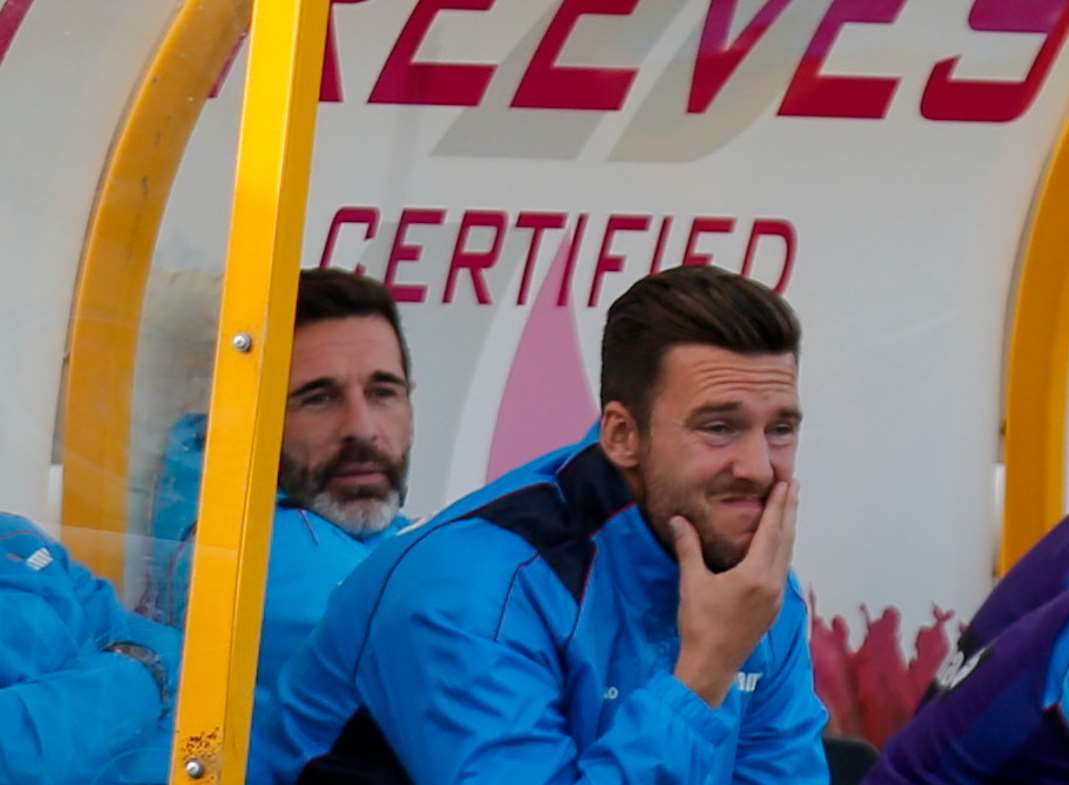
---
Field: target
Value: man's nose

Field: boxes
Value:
[340,393,377,442]
[732,430,774,487]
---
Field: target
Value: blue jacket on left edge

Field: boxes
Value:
[261,431,829,785]
[0,512,180,785]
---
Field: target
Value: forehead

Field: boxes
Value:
[654,344,798,410]
[289,316,404,386]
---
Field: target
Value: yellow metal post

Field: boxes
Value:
[1002,114,1069,573]
[169,0,330,782]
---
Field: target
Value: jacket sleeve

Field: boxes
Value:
[731,578,830,784]
[0,520,180,785]
[358,580,740,785]
[62,536,150,643]
[0,645,167,785]
[44,527,183,702]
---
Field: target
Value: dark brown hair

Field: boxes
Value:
[295,269,411,381]
[600,266,800,427]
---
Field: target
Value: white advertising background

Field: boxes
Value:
[0,0,180,537]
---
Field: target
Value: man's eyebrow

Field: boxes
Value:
[686,403,804,422]
[779,406,804,423]
[369,370,409,389]
[289,371,410,400]
[688,402,742,419]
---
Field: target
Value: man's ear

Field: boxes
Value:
[599,401,641,471]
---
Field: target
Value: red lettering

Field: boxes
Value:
[0,0,34,67]
[921,0,1069,122]
[681,218,734,267]
[778,0,906,119]
[384,209,444,303]
[443,211,507,304]
[512,0,639,110]
[740,219,796,293]
[557,214,589,306]
[319,207,378,273]
[648,216,672,274]
[321,0,369,101]
[515,212,567,305]
[688,0,793,114]
[320,8,347,103]
[369,0,496,106]
[588,215,650,307]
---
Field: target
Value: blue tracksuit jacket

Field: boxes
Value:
[0,513,180,785]
[262,433,829,784]
[150,413,406,727]
[158,497,404,777]
[160,498,403,696]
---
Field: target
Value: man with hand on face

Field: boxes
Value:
[163,269,414,755]
[262,266,828,785]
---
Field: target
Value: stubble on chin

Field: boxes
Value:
[641,476,746,573]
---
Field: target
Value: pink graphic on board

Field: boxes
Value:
[486,230,597,481]
[0,0,34,67]
[810,592,956,748]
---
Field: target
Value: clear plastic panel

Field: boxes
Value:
[0,1,245,782]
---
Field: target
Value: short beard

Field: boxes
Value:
[306,487,401,537]
[279,439,409,538]
[638,444,757,573]
[640,496,746,573]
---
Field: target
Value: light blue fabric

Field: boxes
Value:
[1051,569,1069,715]
[261,431,829,785]
[0,513,180,785]
[251,502,404,744]
[150,413,406,752]
[149,412,206,596]
[1046,610,1069,714]
[149,412,407,783]
[160,498,404,780]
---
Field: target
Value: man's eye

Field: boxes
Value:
[300,390,336,407]
[769,423,798,441]
[700,422,734,435]
[369,386,399,400]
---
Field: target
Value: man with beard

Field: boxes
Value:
[253,268,412,700]
[161,269,413,765]
[260,266,828,785]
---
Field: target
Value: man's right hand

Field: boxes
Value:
[671,480,799,708]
